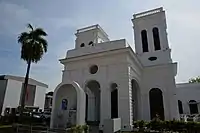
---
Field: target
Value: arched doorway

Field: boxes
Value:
[51,81,85,129]
[85,80,100,123]
[149,88,164,120]
[131,79,139,122]
[52,84,77,128]
[189,100,198,114]
[110,83,118,119]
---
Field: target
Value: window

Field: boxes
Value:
[89,41,94,46]
[141,30,149,52]
[80,43,85,47]
[89,65,98,74]
[153,27,161,50]
[178,100,183,114]
[148,57,157,61]
[189,100,198,114]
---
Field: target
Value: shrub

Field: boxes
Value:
[68,125,89,133]
[82,125,89,133]
[133,120,200,132]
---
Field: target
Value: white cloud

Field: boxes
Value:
[0,1,33,36]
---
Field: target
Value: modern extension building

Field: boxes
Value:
[0,75,48,115]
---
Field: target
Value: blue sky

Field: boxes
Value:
[0,0,200,91]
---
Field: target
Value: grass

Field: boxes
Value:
[0,125,12,128]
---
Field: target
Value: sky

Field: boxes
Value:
[0,0,200,91]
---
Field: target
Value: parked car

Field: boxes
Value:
[32,112,42,119]
[41,112,51,119]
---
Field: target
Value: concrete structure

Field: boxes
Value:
[51,7,181,131]
[51,81,85,128]
[0,75,48,115]
[176,83,200,115]
[103,118,121,133]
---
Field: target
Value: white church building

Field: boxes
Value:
[51,7,200,131]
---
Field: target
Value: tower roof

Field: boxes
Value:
[133,7,163,19]
[76,24,109,38]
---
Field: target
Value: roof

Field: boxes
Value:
[133,7,163,19]
[176,82,200,89]
[0,75,48,88]
[76,24,109,37]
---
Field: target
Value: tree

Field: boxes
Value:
[18,24,48,114]
[189,76,200,83]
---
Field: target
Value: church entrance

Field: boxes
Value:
[85,80,100,124]
[149,88,165,120]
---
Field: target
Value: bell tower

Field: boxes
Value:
[75,24,109,49]
[132,7,172,66]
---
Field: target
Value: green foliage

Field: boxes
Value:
[18,23,48,63]
[69,125,89,133]
[189,76,200,83]
[82,124,89,133]
[133,120,200,132]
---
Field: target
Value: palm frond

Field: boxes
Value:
[34,28,47,36]
[18,32,29,43]
[36,37,48,52]
[27,23,33,31]
[18,24,48,63]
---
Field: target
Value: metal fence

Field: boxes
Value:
[15,124,71,133]
[180,114,200,122]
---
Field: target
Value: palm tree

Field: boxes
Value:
[18,24,48,114]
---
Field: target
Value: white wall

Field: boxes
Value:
[141,63,179,120]
[1,79,47,115]
[67,39,128,58]
[34,85,47,110]
[2,79,22,115]
[0,80,8,114]
[61,49,136,131]
[176,83,200,114]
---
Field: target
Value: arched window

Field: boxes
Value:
[80,43,85,47]
[189,100,198,114]
[141,30,149,52]
[111,83,118,119]
[153,27,161,50]
[89,41,94,46]
[149,88,165,120]
[178,100,183,114]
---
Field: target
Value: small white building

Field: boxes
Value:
[176,83,200,116]
[51,7,200,131]
[0,75,48,115]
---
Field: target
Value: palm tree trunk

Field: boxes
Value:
[20,59,31,116]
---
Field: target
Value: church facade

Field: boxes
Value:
[51,7,184,131]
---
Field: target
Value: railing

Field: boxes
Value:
[133,7,163,19]
[180,114,200,122]
[14,124,71,133]
[76,24,109,38]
